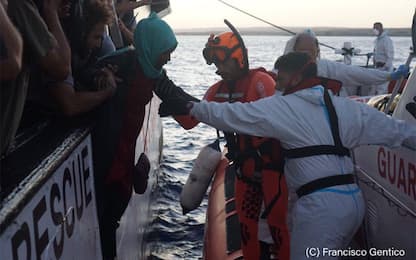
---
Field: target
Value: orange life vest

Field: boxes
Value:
[175,68,289,260]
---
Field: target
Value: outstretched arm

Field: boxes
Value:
[155,73,201,129]
[351,101,416,149]
[323,60,390,88]
[48,77,116,117]
[190,97,280,139]
[0,3,23,80]
[38,0,71,79]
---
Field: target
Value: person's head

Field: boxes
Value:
[83,0,113,52]
[202,31,248,81]
[293,33,320,61]
[274,52,317,91]
[134,12,178,79]
[373,22,383,36]
[284,30,320,61]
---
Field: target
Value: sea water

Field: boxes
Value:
[147,35,413,259]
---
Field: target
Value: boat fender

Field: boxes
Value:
[133,152,150,194]
[180,140,222,214]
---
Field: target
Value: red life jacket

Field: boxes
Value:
[173,68,289,259]
[207,68,289,260]
[283,76,342,96]
[206,68,283,181]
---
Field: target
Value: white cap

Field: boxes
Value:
[283,29,321,59]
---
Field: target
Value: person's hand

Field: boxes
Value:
[94,66,122,94]
[118,19,129,32]
[159,98,194,117]
[389,65,410,80]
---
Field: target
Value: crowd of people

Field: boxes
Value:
[0,1,414,259]
[0,0,162,259]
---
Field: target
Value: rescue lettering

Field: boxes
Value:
[10,146,93,260]
[377,147,416,201]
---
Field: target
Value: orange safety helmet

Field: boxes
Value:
[202,20,249,71]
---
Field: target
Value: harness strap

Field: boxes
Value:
[296,174,355,198]
[282,145,349,159]
[224,132,239,161]
[282,89,350,159]
[323,88,344,151]
[260,171,284,219]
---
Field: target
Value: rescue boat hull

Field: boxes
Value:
[203,158,243,260]
[353,62,416,259]
[0,99,163,260]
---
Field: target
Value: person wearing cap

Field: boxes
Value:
[90,12,178,259]
[282,31,408,96]
[158,52,416,260]
[155,22,289,259]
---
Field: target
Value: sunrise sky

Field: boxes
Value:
[161,0,414,30]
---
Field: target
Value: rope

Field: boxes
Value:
[143,99,152,152]
[216,0,336,50]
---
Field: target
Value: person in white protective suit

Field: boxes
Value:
[282,32,407,96]
[158,52,416,260]
[373,22,394,72]
[372,22,395,94]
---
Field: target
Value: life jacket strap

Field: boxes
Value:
[282,88,350,159]
[296,174,355,198]
[260,171,284,219]
[282,145,350,158]
[233,140,284,185]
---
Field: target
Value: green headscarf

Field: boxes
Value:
[133,12,178,79]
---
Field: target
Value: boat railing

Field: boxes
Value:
[355,165,416,219]
[0,125,91,231]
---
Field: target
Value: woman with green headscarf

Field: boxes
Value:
[90,12,178,260]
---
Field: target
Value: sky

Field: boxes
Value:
[161,0,415,30]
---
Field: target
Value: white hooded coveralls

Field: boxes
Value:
[317,59,389,96]
[373,31,395,94]
[373,31,394,72]
[189,86,416,259]
[284,33,391,96]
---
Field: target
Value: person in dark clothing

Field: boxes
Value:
[38,0,118,117]
[2,0,71,156]
[24,0,118,118]
[0,1,23,81]
[91,12,178,259]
